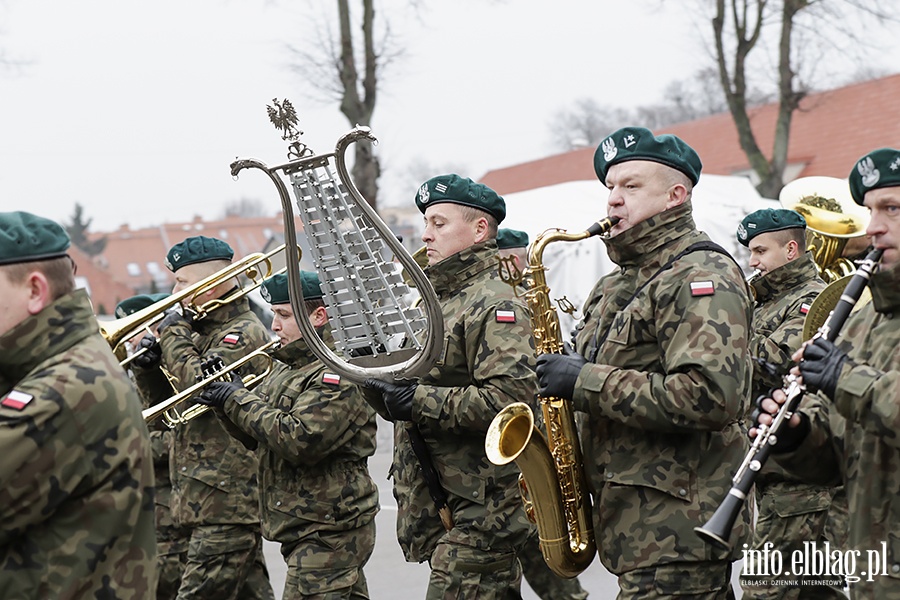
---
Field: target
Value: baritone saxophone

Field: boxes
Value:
[485,216,618,579]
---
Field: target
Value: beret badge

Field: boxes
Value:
[857,157,879,188]
[601,137,617,161]
[418,184,430,204]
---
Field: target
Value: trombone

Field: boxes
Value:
[102,243,295,362]
[143,338,280,425]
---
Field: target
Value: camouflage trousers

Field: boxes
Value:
[740,481,847,600]
[426,531,523,600]
[175,523,275,600]
[617,561,735,599]
[156,532,189,600]
[519,530,589,600]
[282,519,376,600]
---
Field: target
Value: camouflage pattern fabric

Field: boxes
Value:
[158,294,273,599]
[175,523,271,600]
[571,202,753,575]
[741,252,846,599]
[519,529,589,600]
[775,260,900,599]
[0,289,157,598]
[389,239,537,597]
[132,365,190,599]
[617,560,735,599]
[222,327,379,598]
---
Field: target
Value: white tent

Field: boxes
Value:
[501,175,778,334]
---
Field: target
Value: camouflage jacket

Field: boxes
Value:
[391,239,537,563]
[776,260,900,597]
[160,295,268,528]
[749,252,825,399]
[0,290,157,598]
[572,202,753,574]
[748,252,827,487]
[222,327,379,550]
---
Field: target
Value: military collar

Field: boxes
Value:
[0,289,97,384]
[751,252,822,303]
[603,201,697,267]
[425,239,499,295]
[273,325,335,368]
[193,287,249,333]
[870,260,900,314]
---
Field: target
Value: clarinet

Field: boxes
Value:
[694,247,884,550]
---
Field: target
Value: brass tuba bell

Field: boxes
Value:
[779,176,869,283]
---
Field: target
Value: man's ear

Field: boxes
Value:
[26,271,53,316]
[666,183,689,209]
[310,306,329,328]
[786,239,800,260]
[473,217,489,244]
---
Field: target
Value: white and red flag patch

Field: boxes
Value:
[690,280,715,297]
[2,390,34,411]
[800,303,810,315]
[495,309,516,323]
[222,333,240,345]
[322,373,341,385]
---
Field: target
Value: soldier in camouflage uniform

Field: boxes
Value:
[117,293,192,600]
[152,235,274,600]
[537,128,753,599]
[497,227,591,600]
[757,147,900,599]
[0,211,157,598]
[366,174,537,599]
[735,208,846,599]
[195,271,379,599]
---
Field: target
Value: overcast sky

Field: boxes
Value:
[1,0,898,232]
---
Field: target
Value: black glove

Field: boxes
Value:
[364,378,416,422]
[799,337,850,400]
[131,334,161,369]
[157,310,189,336]
[196,373,245,409]
[536,352,587,400]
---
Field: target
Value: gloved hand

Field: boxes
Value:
[196,373,245,409]
[131,334,162,369]
[799,337,850,400]
[536,352,587,400]
[364,378,417,422]
[157,309,189,336]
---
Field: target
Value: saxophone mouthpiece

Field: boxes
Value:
[587,216,620,237]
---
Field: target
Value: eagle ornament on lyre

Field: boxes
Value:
[230,100,443,384]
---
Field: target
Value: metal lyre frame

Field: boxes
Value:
[229,104,443,385]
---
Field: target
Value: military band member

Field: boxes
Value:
[735,209,845,599]
[497,227,530,274]
[536,128,753,598]
[0,211,156,598]
[155,235,274,600]
[116,293,191,600]
[365,175,537,599]
[195,271,379,599]
[755,147,900,599]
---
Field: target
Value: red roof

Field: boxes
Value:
[481,72,900,195]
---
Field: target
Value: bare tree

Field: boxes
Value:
[547,99,632,152]
[222,197,268,219]
[288,0,404,214]
[711,0,892,198]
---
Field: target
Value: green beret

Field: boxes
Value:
[0,211,71,266]
[593,127,702,185]
[260,271,323,305]
[115,293,170,318]
[165,236,234,272]
[736,208,806,247]
[848,147,900,205]
[415,174,506,223]
[497,228,529,249]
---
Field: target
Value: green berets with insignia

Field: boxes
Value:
[0,211,71,265]
[115,292,170,318]
[593,126,702,185]
[260,271,323,305]
[165,235,234,271]
[414,174,506,222]
[848,147,900,204]
[736,208,807,247]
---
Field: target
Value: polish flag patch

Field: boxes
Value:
[800,303,810,315]
[495,309,516,323]
[2,390,34,411]
[322,373,341,385]
[690,280,715,297]
[222,333,240,345]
